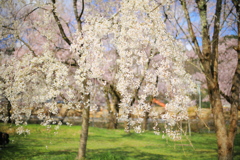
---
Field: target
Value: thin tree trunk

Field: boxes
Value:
[124,114,131,133]
[77,106,90,160]
[6,98,12,124]
[142,111,149,131]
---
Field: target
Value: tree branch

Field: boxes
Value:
[79,0,85,22]
[2,25,14,30]
[73,0,84,32]
[179,0,202,59]
[51,0,72,45]
[220,5,234,34]
[22,7,40,20]
[16,35,37,57]
[173,16,195,49]
[211,0,223,81]
[195,0,211,58]
[220,90,232,103]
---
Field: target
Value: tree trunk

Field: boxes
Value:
[107,100,119,129]
[215,1,239,159]
[108,111,118,129]
[6,98,12,124]
[178,0,239,159]
[142,112,149,131]
[208,82,238,160]
[104,85,120,129]
[77,106,90,160]
[209,91,229,159]
[124,113,131,133]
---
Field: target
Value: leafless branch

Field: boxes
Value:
[173,16,195,49]
[16,35,37,57]
[22,7,40,20]
[220,90,232,104]
[179,0,202,59]
[73,0,84,32]
[150,2,162,13]
[51,0,72,45]
[211,0,223,81]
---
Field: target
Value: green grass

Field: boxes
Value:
[0,123,240,160]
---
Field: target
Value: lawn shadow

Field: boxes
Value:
[87,147,168,160]
[0,141,77,160]
[0,133,77,160]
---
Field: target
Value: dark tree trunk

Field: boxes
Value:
[77,101,90,160]
[6,99,12,123]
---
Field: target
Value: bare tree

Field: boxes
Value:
[164,0,239,159]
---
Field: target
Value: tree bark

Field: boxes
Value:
[108,110,118,129]
[6,99,12,124]
[109,90,120,129]
[124,113,131,133]
[104,85,120,129]
[224,1,240,159]
[207,85,229,160]
[179,0,239,159]
[73,0,84,32]
[142,111,149,131]
[77,105,90,159]
[51,0,72,45]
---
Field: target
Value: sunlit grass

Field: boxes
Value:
[0,123,240,160]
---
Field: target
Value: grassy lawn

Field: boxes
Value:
[0,123,240,160]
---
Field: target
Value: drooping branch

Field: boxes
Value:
[24,7,39,18]
[22,7,43,21]
[51,0,72,45]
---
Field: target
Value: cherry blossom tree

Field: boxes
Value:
[1,0,196,159]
